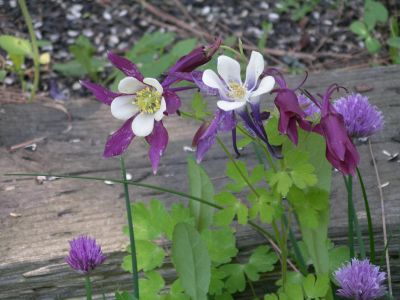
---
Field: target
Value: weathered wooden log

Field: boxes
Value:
[0,66,399,299]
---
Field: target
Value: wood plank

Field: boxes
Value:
[0,65,399,299]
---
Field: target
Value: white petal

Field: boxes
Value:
[250,76,275,98]
[217,100,246,111]
[143,77,163,93]
[111,95,139,120]
[118,77,146,94]
[245,51,264,90]
[202,69,229,98]
[154,98,166,121]
[131,113,155,137]
[217,55,242,84]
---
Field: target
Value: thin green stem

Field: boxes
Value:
[216,137,260,197]
[283,214,307,274]
[85,275,93,300]
[120,157,139,299]
[220,45,245,59]
[280,218,288,286]
[356,167,375,263]
[18,0,40,102]
[343,175,355,258]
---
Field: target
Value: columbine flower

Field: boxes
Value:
[81,40,220,173]
[66,236,106,274]
[334,93,384,138]
[266,68,312,145]
[334,258,386,300]
[307,85,360,175]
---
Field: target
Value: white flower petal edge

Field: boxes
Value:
[143,77,163,93]
[111,95,139,120]
[131,113,155,137]
[217,55,242,84]
[245,51,264,90]
[202,69,228,98]
[217,100,246,111]
[118,77,146,94]
[250,76,275,98]
[154,98,166,121]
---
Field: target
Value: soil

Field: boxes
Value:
[0,0,398,100]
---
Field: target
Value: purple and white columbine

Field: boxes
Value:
[66,235,106,274]
[334,258,386,300]
[81,39,220,173]
[202,51,275,112]
[334,93,384,138]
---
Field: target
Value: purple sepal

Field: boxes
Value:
[192,71,219,96]
[195,110,236,163]
[163,90,182,114]
[80,80,119,105]
[50,79,67,101]
[145,121,169,174]
[103,117,135,157]
[107,51,144,81]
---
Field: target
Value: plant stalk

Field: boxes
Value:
[85,275,93,300]
[18,0,40,102]
[120,157,139,299]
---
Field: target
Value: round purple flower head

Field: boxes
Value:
[66,236,106,274]
[297,93,320,119]
[334,93,384,138]
[334,258,386,300]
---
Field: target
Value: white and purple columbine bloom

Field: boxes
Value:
[81,39,220,173]
[66,236,106,274]
[202,51,275,112]
[193,51,280,161]
[334,93,384,138]
[334,258,386,300]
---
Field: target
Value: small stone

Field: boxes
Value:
[67,30,79,37]
[268,12,280,22]
[49,33,60,42]
[312,11,320,20]
[4,77,14,85]
[72,82,81,90]
[126,173,132,180]
[260,2,269,10]
[201,6,211,15]
[183,146,195,152]
[108,36,119,47]
[4,186,15,191]
[125,28,133,36]
[323,19,333,26]
[9,212,22,218]
[9,0,16,8]
[104,180,114,185]
[103,11,112,21]
[119,9,128,17]
[380,182,390,188]
[83,29,94,37]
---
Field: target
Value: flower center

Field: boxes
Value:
[228,82,246,100]
[135,87,162,114]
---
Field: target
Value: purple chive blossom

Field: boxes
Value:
[334,93,384,138]
[66,236,106,274]
[82,41,220,173]
[298,93,320,119]
[334,259,386,300]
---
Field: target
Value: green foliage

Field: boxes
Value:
[191,92,208,120]
[115,291,138,300]
[123,240,165,272]
[53,35,107,80]
[172,223,211,300]
[388,17,400,64]
[0,35,32,57]
[276,0,320,21]
[216,246,278,294]
[225,161,264,193]
[187,156,215,232]
[350,0,389,54]
[258,21,273,50]
[248,188,281,224]
[201,227,238,265]
[213,191,248,225]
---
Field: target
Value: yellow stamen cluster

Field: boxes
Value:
[135,87,162,114]
[228,82,246,100]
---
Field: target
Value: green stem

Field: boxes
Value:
[283,214,307,274]
[344,175,355,258]
[216,137,260,197]
[85,275,93,300]
[280,218,288,286]
[356,167,375,263]
[18,0,40,102]
[120,157,139,299]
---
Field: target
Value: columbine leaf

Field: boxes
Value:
[303,274,329,299]
[201,227,238,265]
[218,264,246,293]
[350,21,368,37]
[226,161,264,192]
[139,271,165,300]
[284,149,317,189]
[248,189,281,224]
[209,267,226,295]
[123,240,165,272]
[187,156,215,232]
[365,36,381,53]
[213,192,248,226]
[329,246,350,273]
[172,223,211,300]
[115,291,138,300]
[266,170,292,196]
[244,246,278,281]
[265,115,286,145]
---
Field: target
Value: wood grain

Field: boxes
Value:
[0,65,399,299]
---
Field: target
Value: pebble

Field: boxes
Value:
[4,77,14,85]
[49,33,60,42]
[268,12,280,22]
[260,2,269,10]
[9,0,16,8]
[72,82,81,90]
[67,30,79,37]
[103,11,112,21]
[201,6,211,15]
[322,19,333,26]
[83,28,94,37]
